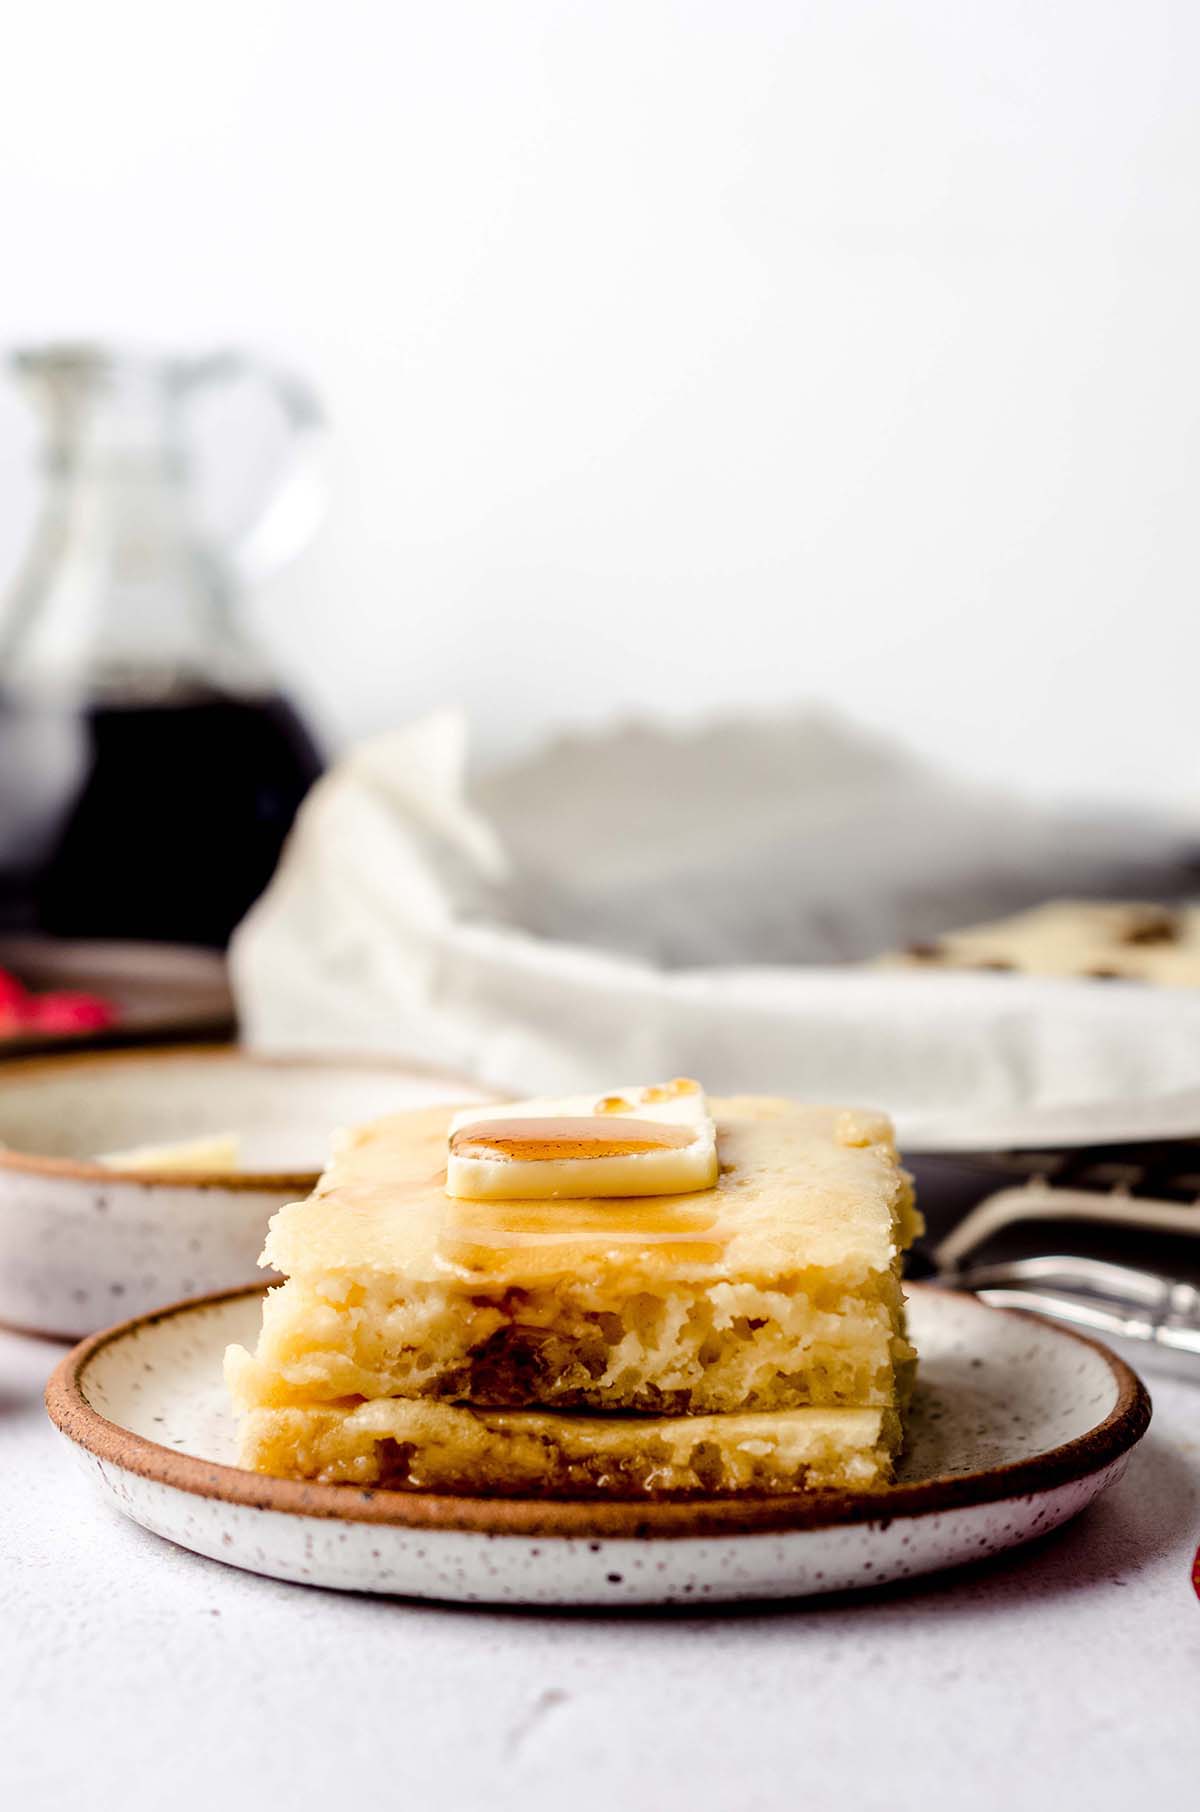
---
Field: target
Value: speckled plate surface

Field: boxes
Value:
[0,1047,491,1338]
[46,1284,1150,1606]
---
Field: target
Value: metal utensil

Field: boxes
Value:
[907,1155,1200,1370]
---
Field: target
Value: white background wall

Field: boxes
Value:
[0,1,1197,808]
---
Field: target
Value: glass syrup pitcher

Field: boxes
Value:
[0,343,326,948]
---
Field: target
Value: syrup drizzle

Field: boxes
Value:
[441,1173,728,1271]
[323,1109,730,1274]
[449,1115,695,1162]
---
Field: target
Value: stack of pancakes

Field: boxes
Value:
[226,1092,921,1496]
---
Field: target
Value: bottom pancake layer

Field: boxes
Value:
[230,1389,902,1496]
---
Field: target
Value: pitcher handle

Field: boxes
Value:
[175,350,328,584]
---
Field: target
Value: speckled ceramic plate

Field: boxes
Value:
[0,1047,491,1338]
[46,1284,1150,1606]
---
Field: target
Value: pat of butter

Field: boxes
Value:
[446,1080,717,1201]
[99,1133,241,1175]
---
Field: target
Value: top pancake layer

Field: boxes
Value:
[262,1097,916,1294]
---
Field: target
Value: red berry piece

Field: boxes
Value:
[0,967,29,1014]
[25,990,119,1034]
[0,968,31,1037]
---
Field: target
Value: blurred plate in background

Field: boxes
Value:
[0,937,234,1056]
[0,1045,492,1337]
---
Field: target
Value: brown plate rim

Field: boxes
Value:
[44,1282,1152,1542]
[0,1044,491,1192]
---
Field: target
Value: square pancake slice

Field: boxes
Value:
[232,1396,902,1496]
[226,1096,920,1419]
[884,900,1200,984]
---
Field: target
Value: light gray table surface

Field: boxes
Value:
[2,1323,1197,1812]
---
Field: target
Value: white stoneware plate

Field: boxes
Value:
[0,1046,491,1338]
[46,1284,1150,1607]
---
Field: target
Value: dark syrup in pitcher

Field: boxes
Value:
[16,688,323,947]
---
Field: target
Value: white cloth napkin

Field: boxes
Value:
[231,711,1200,1149]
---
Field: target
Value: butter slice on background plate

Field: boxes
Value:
[446,1079,718,1200]
[99,1133,242,1174]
